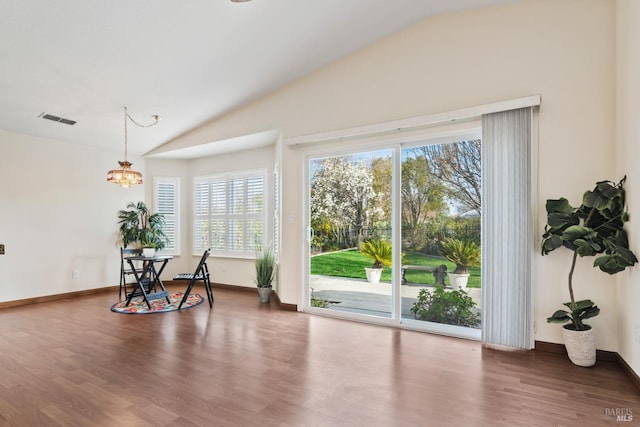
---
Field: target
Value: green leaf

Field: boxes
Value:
[542,177,638,278]
[562,299,595,311]
[578,305,600,320]
[583,189,611,210]
[545,198,574,214]
[561,225,596,242]
[594,254,630,274]
[547,212,578,229]
[541,235,563,255]
[546,309,571,324]
[583,180,621,210]
[573,238,601,257]
[576,299,596,309]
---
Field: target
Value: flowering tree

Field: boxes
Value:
[310,157,376,247]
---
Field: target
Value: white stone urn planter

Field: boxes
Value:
[447,273,470,291]
[562,325,596,367]
[365,267,383,284]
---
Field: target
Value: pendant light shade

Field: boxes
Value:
[106,161,143,188]
[107,106,160,188]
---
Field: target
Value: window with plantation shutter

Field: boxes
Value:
[193,170,266,257]
[153,177,180,255]
[273,164,280,259]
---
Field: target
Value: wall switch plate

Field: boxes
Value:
[0,244,4,255]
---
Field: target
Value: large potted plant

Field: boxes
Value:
[360,239,392,284]
[541,177,637,367]
[255,247,276,303]
[438,238,480,290]
[117,201,168,256]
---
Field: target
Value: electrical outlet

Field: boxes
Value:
[0,244,4,255]
[634,323,640,345]
[72,270,79,280]
[221,263,226,272]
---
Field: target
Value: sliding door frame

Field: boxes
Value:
[294,95,540,343]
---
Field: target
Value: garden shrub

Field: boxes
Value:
[409,286,480,328]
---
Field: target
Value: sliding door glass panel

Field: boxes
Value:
[308,150,393,318]
[400,140,482,330]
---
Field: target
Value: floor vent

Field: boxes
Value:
[38,112,77,126]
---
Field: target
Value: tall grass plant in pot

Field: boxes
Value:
[255,248,276,303]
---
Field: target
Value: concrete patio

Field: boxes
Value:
[309,275,482,319]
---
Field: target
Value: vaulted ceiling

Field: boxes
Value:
[0,0,517,156]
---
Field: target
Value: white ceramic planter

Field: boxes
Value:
[562,325,596,367]
[447,273,470,291]
[142,248,155,257]
[365,268,383,284]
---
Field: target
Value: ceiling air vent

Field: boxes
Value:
[38,112,77,126]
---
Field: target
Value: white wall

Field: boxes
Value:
[616,0,640,375]
[146,144,276,289]
[157,0,620,350]
[0,129,144,301]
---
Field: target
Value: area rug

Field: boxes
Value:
[111,292,204,314]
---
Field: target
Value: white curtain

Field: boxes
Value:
[481,107,534,349]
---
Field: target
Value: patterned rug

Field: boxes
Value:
[111,292,204,314]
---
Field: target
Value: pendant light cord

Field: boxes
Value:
[123,106,161,162]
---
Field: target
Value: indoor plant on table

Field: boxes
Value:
[255,247,276,303]
[117,201,168,256]
[360,239,392,284]
[438,238,480,290]
[541,177,637,367]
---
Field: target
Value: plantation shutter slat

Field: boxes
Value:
[154,177,180,255]
[193,171,265,256]
[194,180,210,253]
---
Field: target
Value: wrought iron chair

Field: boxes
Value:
[173,249,213,309]
[120,247,142,300]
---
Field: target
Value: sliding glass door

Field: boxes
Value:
[400,140,482,335]
[307,149,394,318]
[304,133,482,339]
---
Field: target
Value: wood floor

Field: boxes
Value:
[0,286,637,426]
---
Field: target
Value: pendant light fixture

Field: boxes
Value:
[107,106,161,188]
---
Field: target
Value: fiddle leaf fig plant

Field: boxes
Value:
[541,177,637,331]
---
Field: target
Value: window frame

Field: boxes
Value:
[153,176,180,256]
[193,169,267,258]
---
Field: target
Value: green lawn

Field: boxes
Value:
[310,249,481,288]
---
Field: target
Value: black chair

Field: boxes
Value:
[120,247,142,300]
[173,249,213,309]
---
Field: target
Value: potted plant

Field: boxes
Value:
[541,177,637,367]
[438,238,480,290]
[410,286,480,328]
[255,247,276,303]
[360,239,392,284]
[139,228,164,257]
[117,201,168,256]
